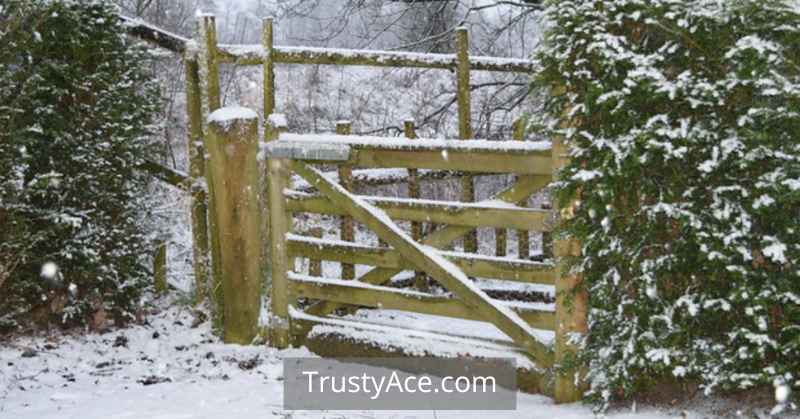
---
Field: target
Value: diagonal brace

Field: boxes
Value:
[304,173,551,318]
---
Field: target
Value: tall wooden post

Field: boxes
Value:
[197,13,221,116]
[262,17,275,123]
[204,107,263,344]
[456,27,477,253]
[405,119,426,290]
[267,156,292,349]
[336,121,355,280]
[553,125,588,403]
[196,12,224,332]
[513,119,530,259]
[184,55,210,305]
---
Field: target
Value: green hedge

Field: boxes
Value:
[534,0,800,407]
[0,0,161,329]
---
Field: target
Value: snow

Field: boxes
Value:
[207,106,258,125]
[362,196,532,212]
[287,232,377,249]
[40,262,58,280]
[0,302,681,419]
[472,278,554,296]
[762,236,788,264]
[299,308,540,371]
[288,272,432,299]
[279,132,552,153]
[267,113,287,129]
[775,381,791,404]
[437,249,551,269]
[67,283,78,298]
[118,15,191,45]
[290,168,435,190]
[0,301,732,419]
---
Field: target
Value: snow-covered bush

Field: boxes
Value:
[0,0,161,328]
[533,0,800,406]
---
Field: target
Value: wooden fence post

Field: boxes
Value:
[405,119,427,290]
[154,240,167,294]
[263,17,275,123]
[336,121,355,280]
[552,128,588,403]
[197,13,221,117]
[267,156,292,349]
[204,107,262,344]
[196,12,224,331]
[513,119,530,259]
[184,55,210,305]
[456,27,477,254]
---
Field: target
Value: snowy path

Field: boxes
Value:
[0,302,689,419]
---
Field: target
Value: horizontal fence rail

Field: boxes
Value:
[268,133,553,175]
[288,272,556,331]
[286,234,557,285]
[217,44,536,73]
[286,194,554,231]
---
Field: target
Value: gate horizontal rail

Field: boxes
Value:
[286,234,556,285]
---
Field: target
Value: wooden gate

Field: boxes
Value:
[261,125,585,402]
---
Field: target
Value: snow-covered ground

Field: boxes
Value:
[0,297,721,419]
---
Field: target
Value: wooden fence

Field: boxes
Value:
[122,13,586,403]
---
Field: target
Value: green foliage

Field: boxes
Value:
[533,0,800,406]
[0,0,161,328]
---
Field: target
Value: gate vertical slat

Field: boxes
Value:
[267,157,293,348]
[184,56,210,305]
[336,121,355,280]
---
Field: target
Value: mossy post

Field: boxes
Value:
[197,13,221,114]
[204,107,262,344]
[552,127,588,403]
[513,118,530,259]
[154,240,167,294]
[336,121,355,280]
[456,27,476,253]
[262,17,275,123]
[184,55,210,305]
[196,12,224,331]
